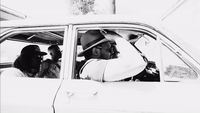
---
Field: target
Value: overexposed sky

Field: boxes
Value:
[1,0,68,18]
[1,0,176,18]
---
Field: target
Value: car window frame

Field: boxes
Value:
[0,25,68,79]
[70,23,163,82]
[159,37,200,82]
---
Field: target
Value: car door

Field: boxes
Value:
[54,23,200,113]
[1,77,62,113]
[0,25,66,113]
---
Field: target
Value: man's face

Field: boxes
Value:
[49,49,61,61]
[49,49,56,60]
[98,41,118,59]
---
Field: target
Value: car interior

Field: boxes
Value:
[1,27,197,82]
[75,28,160,82]
[0,29,64,76]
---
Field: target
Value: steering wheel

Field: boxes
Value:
[132,61,160,81]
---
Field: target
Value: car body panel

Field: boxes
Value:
[54,80,200,113]
[1,15,200,113]
[1,77,62,113]
[0,15,159,28]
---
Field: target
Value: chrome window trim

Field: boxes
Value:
[0,26,66,43]
[160,38,200,80]
[62,24,75,79]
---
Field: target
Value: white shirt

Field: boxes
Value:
[1,67,27,77]
[80,38,147,82]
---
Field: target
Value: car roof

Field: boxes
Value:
[0,15,161,28]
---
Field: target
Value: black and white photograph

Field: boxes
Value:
[1,0,200,113]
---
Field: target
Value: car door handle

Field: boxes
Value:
[66,90,98,98]
[66,91,74,98]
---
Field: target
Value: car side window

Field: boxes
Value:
[74,28,160,82]
[161,44,198,81]
[0,28,64,78]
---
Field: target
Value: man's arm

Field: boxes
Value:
[104,37,147,81]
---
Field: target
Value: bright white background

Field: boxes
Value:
[1,0,177,18]
[1,0,68,18]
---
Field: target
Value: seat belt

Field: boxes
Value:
[132,44,148,63]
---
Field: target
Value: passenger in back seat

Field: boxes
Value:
[38,45,61,78]
[1,45,47,77]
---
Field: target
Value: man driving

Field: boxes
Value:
[78,30,147,82]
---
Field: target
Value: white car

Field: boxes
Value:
[1,12,200,113]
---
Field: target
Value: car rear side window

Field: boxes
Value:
[0,28,65,79]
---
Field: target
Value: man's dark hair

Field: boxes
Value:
[13,55,35,74]
[48,45,62,61]
[13,45,45,75]
[48,45,60,51]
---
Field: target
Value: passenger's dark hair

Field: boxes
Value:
[48,44,62,61]
[13,56,22,70]
[13,54,33,73]
[48,45,60,51]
